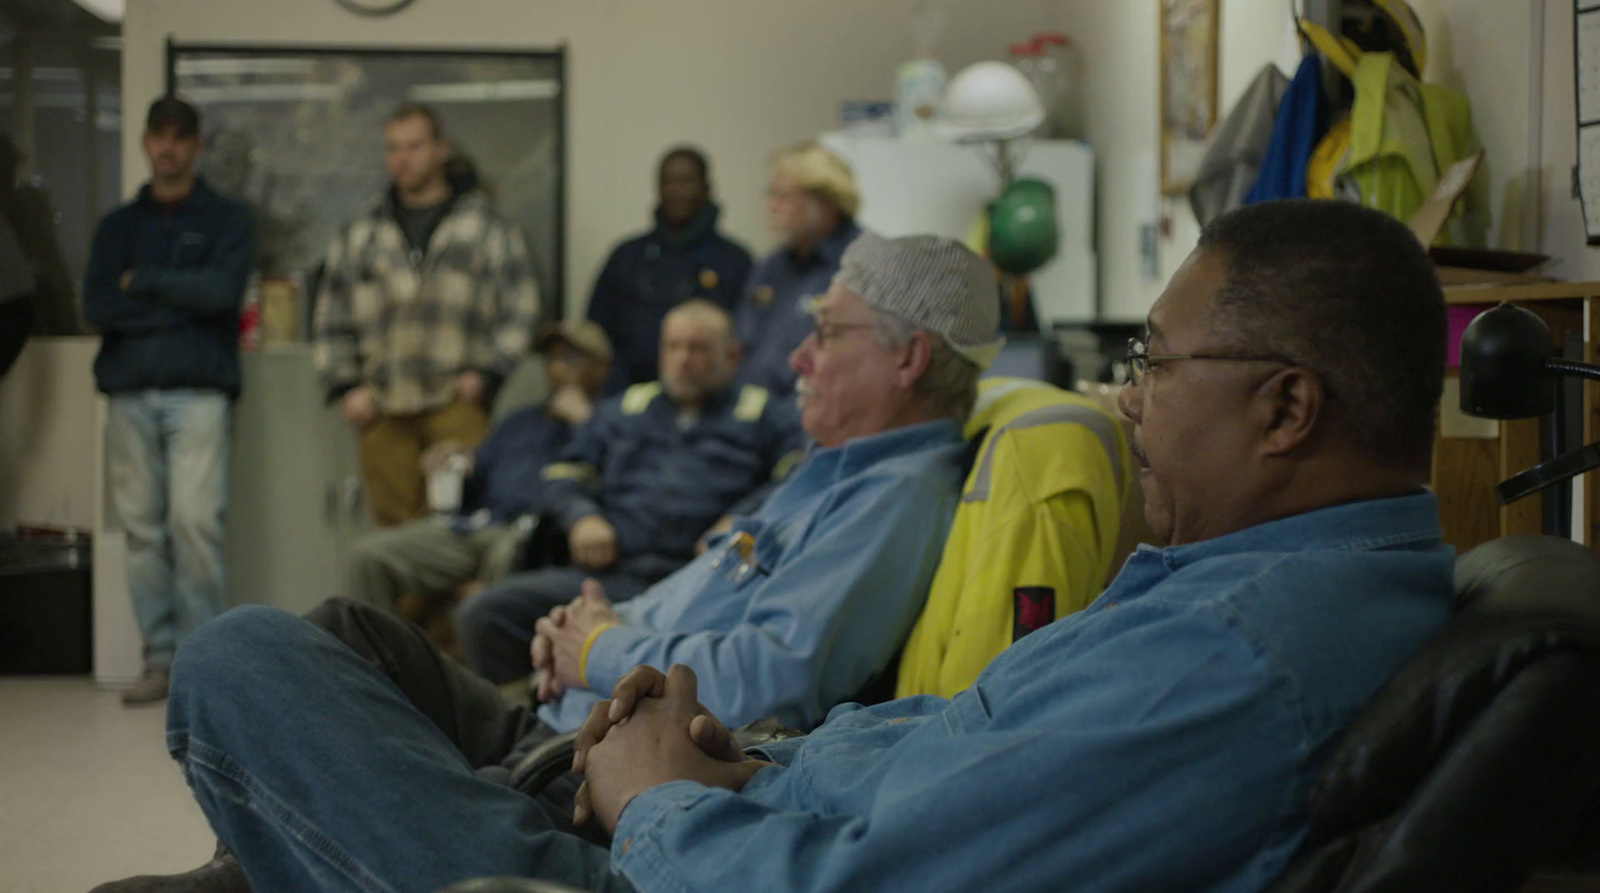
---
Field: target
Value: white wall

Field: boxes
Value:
[1051,0,1544,322]
[121,0,1055,318]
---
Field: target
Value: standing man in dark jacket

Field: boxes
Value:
[585,146,752,396]
[82,96,256,705]
[313,102,541,528]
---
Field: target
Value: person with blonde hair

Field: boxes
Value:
[732,141,862,396]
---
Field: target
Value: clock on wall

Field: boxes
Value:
[332,0,418,16]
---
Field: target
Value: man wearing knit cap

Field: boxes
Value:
[105,234,1000,892]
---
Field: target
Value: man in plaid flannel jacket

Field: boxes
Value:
[314,103,540,527]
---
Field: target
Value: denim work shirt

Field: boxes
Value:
[732,222,861,397]
[539,419,967,733]
[610,492,1456,893]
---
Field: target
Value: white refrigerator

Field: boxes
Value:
[819,132,1097,326]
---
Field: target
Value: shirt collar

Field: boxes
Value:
[136,176,212,211]
[817,220,861,264]
[653,201,720,251]
[787,220,861,270]
[1141,491,1444,571]
[654,382,739,418]
[807,418,962,480]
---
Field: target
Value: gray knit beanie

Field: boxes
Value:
[835,232,1005,369]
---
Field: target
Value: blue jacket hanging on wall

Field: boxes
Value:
[1246,55,1330,204]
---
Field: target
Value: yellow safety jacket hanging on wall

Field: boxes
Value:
[1305,51,1485,245]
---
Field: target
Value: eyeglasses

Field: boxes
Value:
[1124,337,1292,386]
[810,320,876,349]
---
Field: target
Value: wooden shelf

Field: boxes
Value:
[1443,281,1600,305]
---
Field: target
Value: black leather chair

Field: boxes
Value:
[1267,534,1600,893]
[440,535,1600,893]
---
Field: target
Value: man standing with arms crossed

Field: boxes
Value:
[82,96,255,705]
[314,102,540,527]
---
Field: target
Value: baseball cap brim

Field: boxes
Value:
[534,320,612,362]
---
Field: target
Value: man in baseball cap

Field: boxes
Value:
[534,318,613,368]
[339,319,611,613]
[82,91,254,707]
[145,95,200,137]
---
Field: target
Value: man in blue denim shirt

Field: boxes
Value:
[104,201,1451,893]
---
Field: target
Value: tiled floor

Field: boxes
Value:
[0,677,214,893]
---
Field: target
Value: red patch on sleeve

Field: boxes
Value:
[1013,587,1056,641]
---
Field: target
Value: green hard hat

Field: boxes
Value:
[988,177,1058,275]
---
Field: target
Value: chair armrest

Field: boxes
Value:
[508,730,580,796]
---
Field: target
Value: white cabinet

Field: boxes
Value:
[818,133,1097,325]
[64,342,550,684]
[224,346,366,616]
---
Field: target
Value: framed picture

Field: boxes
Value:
[1159,0,1220,195]
[166,42,566,332]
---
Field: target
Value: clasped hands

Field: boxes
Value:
[530,578,621,702]
[530,581,774,834]
[570,663,774,835]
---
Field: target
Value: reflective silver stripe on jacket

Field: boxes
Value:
[965,403,1123,503]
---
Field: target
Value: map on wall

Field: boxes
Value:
[168,44,566,330]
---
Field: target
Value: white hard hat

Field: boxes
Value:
[939,61,1044,142]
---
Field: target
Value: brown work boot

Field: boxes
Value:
[88,844,249,892]
[120,665,170,706]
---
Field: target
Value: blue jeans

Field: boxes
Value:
[167,606,633,893]
[106,389,231,667]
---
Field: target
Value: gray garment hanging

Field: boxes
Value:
[1189,65,1291,225]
